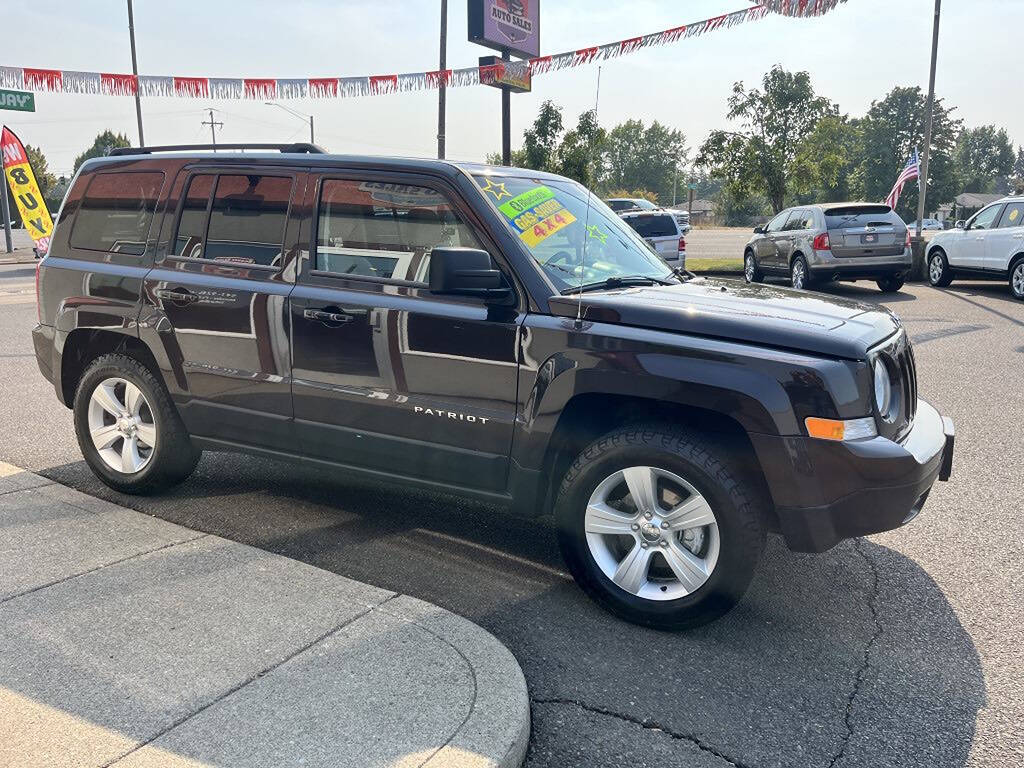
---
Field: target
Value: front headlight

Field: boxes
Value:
[873,357,892,418]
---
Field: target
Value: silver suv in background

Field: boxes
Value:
[606,198,692,234]
[620,210,686,268]
[744,203,911,293]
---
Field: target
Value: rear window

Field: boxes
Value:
[824,205,898,229]
[625,214,677,238]
[70,171,164,255]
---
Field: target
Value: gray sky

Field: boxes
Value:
[3,0,1020,177]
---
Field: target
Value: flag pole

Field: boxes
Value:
[914,0,941,268]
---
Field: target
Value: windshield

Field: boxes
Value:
[632,198,657,210]
[473,174,674,291]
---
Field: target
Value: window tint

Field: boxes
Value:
[996,202,1024,229]
[765,212,789,233]
[70,172,164,255]
[174,174,214,257]
[970,204,1003,231]
[782,210,810,231]
[202,175,292,266]
[625,214,676,238]
[824,205,895,229]
[316,179,482,281]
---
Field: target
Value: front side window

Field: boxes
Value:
[316,179,482,281]
[70,171,164,255]
[474,175,672,290]
[970,205,1003,231]
[996,202,1024,229]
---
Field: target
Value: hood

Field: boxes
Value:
[549,278,899,359]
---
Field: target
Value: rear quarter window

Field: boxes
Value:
[625,214,677,238]
[69,171,164,255]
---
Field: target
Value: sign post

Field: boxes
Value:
[1,169,11,253]
[468,0,540,166]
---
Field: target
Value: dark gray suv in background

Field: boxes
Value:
[745,203,912,293]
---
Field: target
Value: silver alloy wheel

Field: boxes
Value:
[1012,262,1024,297]
[584,466,720,601]
[792,260,805,289]
[87,377,157,474]
[744,254,755,282]
[930,254,944,284]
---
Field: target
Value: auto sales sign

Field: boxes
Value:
[2,126,53,253]
[468,0,540,60]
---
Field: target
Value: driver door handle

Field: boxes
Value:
[304,307,363,324]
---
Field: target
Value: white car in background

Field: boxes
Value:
[925,197,1024,300]
[620,210,686,268]
[605,198,692,234]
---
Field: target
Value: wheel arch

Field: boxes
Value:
[59,329,161,408]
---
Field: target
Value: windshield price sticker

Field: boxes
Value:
[498,185,577,246]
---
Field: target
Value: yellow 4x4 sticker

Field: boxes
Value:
[497,185,577,246]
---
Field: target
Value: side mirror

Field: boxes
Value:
[753,225,765,234]
[955,220,966,230]
[429,247,510,299]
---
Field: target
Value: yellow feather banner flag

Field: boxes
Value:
[2,125,53,253]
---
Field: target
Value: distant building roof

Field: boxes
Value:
[955,192,1003,208]
[689,198,715,213]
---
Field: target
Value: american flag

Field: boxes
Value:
[885,149,921,210]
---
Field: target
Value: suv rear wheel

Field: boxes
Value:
[791,255,813,290]
[554,425,766,630]
[73,353,200,494]
[876,275,905,293]
[928,249,954,287]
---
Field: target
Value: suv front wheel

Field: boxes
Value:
[928,248,954,287]
[555,425,766,630]
[73,353,200,494]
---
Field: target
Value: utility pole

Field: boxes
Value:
[915,0,941,271]
[501,50,511,166]
[265,102,314,143]
[437,0,447,159]
[202,109,223,150]
[126,0,145,146]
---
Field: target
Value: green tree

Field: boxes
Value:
[858,87,961,220]
[73,130,131,172]
[522,100,564,172]
[555,109,606,187]
[1012,146,1024,194]
[792,115,864,203]
[602,119,688,203]
[484,148,528,167]
[716,181,770,226]
[697,65,834,213]
[955,125,1014,194]
[24,145,57,198]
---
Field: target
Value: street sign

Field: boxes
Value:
[687,182,698,191]
[0,89,35,113]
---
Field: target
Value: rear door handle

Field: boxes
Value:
[154,288,198,305]
[304,308,355,324]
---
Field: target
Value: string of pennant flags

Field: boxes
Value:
[0,1,847,102]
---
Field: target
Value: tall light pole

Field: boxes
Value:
[914,0,941,271]
[126,0,145,146]
[265,102,314,143]
[437,0,448,159]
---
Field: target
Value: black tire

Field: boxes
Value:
[1009,257,1024,301]
[73,353,200,494]
[743,251,763,283]
[790,255,814,290]
[876,275,905,293]
[927,248,954,287]
[554,424,766,630]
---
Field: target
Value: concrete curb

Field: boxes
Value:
[0,462,531,768]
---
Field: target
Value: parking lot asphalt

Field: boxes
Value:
[1,263,1021,768]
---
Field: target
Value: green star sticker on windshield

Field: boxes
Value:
[586,224,608,244]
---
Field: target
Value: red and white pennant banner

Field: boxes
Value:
[0,3,840,101]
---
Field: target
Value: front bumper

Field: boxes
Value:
[751,399,954,553]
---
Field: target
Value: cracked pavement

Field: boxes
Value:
[1,263,1021,766]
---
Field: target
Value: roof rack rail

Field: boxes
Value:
[108,142,327,156]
